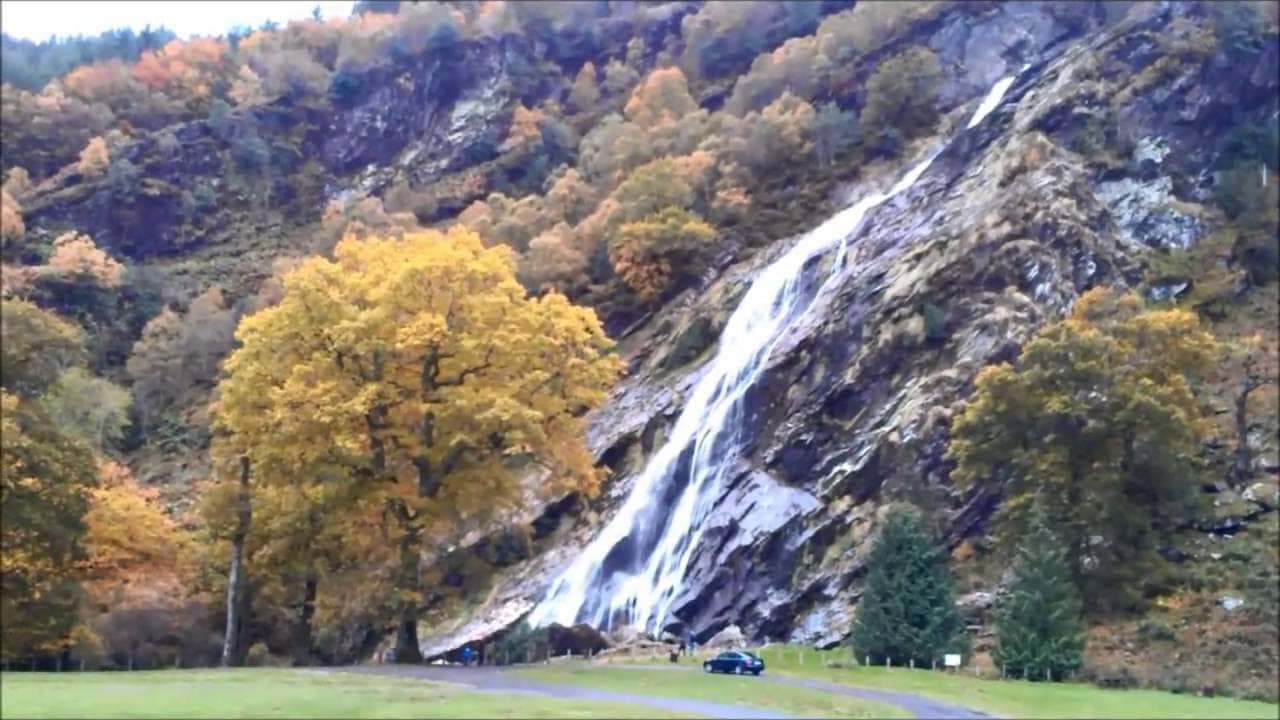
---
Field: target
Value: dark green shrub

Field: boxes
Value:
[663,316,718,369]
[1081,661,1141,688]
[922,302,947,343]
[328,69,364,106]
[1211,1,1269,60]
[493,621,550,665]
[1136,618,1177,642]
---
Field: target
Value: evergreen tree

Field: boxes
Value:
[992,503,1085,681]
[850,506,967,667]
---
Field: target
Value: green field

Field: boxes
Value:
[743,645,1280,719]
[0,669,679,719]
[516,663,909,718]
[5,654,1276,720]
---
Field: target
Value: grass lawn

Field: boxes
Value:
[0,668,682,719]
[743,645,1280,719]
[515,663,910,718]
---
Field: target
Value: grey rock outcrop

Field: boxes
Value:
[413,1,1278,659]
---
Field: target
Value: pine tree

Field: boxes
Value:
[850,506,967,667]
[992,503,1085,681]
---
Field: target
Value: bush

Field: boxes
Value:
[663,316,719,369]
[105,158,142,202]
[922,302,947,343]
[1214,162,1269,220]
[1215,162,1280,285]
[1070,115,1108,157]
[860,45,940,142]
[1136,618,1177,642]
[479,527,531,567]
[1220,115,1280,171]
[811,102,859,166]
[1211,1,1270,60]
[328,68,364,106]
[231,130,270,174]
[1081,660,1141,688]
[493,621,550,665]
[870,127,903,159]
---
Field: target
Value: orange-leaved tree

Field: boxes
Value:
[211,226,621,663]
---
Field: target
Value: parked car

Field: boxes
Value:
[703,650,764,675]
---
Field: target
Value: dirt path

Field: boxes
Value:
[337,664,793,719]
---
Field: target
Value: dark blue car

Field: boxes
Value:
[702,650,764,675]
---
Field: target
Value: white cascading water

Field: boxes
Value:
[529,74,1021,634]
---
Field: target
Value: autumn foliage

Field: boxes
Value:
[76,137,110,176]
[212,226,621,661]
[0,301,96,662]
[0,0,1274,680]
[949,288,1220,612]
[45,232,124,287]
[0,189,23,245]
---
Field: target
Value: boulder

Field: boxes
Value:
[704,625,746,649]
[1242,481,1278,511]
[957,591,998,620]
[606,625,649,646]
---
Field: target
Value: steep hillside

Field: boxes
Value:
[1,0,1276,699]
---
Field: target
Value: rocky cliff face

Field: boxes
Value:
[21,34,539,266]
[415,0,1279,657]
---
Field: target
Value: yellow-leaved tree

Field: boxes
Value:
[948,288,1219,613]
[211,226,621,663]
[0,301,97,664]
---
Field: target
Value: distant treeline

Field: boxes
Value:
[0,27,186,90]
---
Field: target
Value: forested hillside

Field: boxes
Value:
[1,0,1276,699]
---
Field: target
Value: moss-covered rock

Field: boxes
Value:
[661,315,720,370]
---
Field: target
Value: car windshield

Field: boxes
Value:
[740,652,758,659]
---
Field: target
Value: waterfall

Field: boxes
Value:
[528,74,1021,635]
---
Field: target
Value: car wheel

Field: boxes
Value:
[752,670,761,676]
[734,665,743,675]
[703,663,712,673]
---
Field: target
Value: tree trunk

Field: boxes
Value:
[221,523,245,666]
[291,574,318,666]
[1065,464,1088,603]
[222,456,252,667]
[1231,380,1255,487]
[234,580,255,666]
[392,525,423,663]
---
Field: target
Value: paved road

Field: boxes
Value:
[337,664,791,719]
[335,663,992,719]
